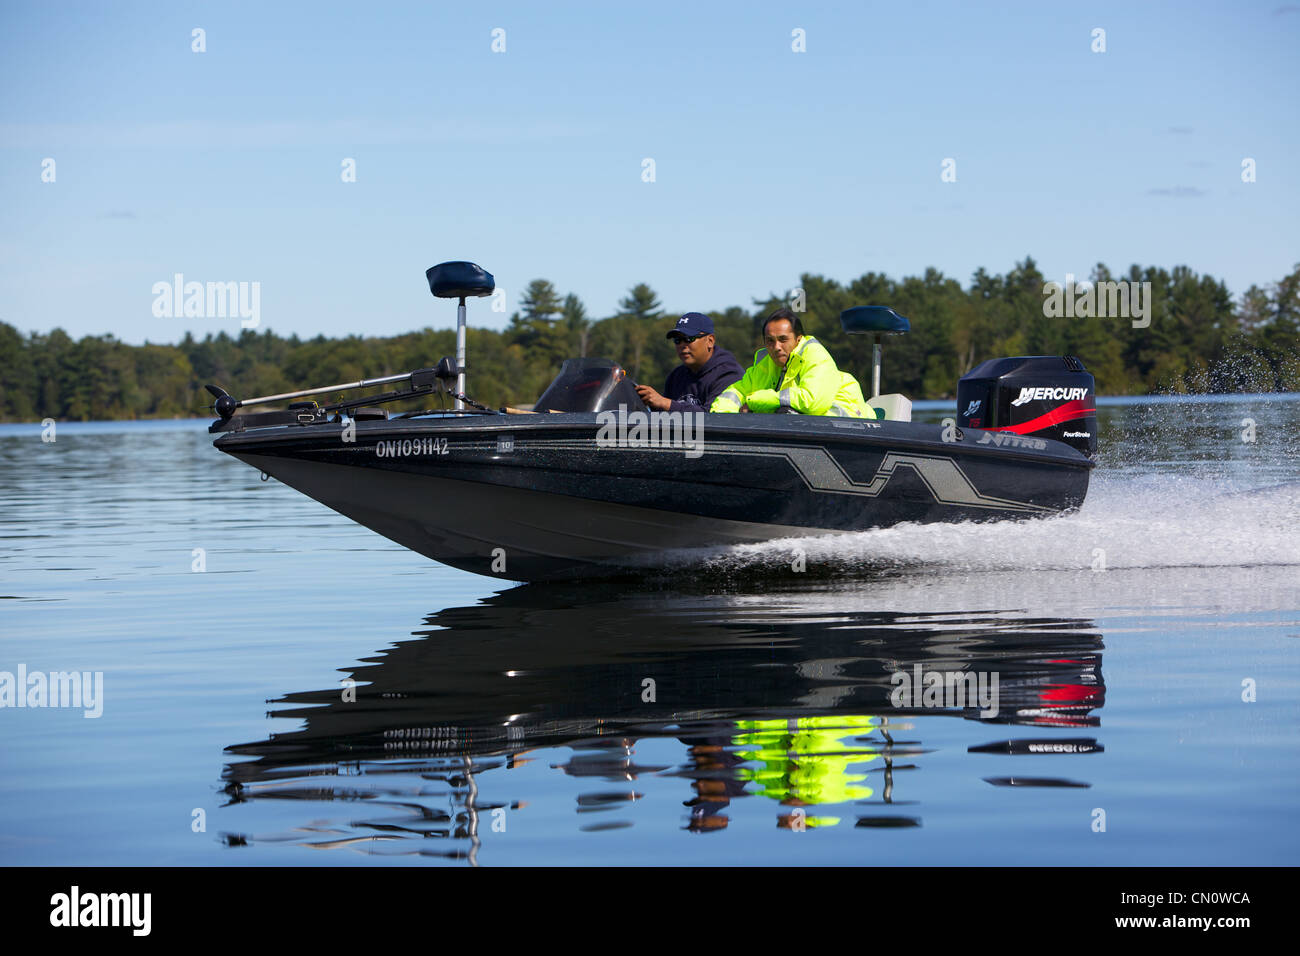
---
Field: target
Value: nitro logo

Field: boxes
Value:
[596,405,704,459]
[976,432,1048,450]
[1011,386,1089,407]
[50,886,151,936]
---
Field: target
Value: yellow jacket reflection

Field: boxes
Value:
[732,716,879,828]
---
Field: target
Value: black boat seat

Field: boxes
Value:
[840,306,910,335]
[426,261,495,299]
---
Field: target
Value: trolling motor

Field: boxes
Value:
[205,356,472,432]
[206,263,497,431]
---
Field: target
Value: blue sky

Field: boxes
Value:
[2,0,1297,344]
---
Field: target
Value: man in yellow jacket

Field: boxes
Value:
[710,308,873,418]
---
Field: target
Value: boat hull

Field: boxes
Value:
[216,413,1092,581]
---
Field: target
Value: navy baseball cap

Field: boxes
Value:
[667,312,714,339]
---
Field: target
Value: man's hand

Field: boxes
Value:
[635,384,672,411]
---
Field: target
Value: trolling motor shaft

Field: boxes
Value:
[425,262,495,410]
[206,358,461,422]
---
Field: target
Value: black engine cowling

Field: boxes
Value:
[957,356,1097,458]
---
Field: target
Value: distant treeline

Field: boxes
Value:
[2,257,1297,422]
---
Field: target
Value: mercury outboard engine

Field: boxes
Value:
[957,356,1097,458]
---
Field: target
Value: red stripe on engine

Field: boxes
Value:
[987,399,1094,435]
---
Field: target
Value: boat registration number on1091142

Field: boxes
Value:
[375,437,450,458]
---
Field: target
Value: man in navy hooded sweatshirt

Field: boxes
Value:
[635,312,744,413]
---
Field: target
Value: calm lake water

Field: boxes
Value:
[1,395,1297,866]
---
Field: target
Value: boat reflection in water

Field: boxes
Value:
[220,581,1105,861]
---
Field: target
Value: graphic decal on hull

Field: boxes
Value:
[478,437,1056,514]
[717,445,1055,513]
[849,451,1054,512]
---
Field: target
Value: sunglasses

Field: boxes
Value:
[670,334,706,345]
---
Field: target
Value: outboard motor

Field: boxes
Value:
[957,356,1097,457]
[533,358,644,413]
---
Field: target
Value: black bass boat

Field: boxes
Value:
[208,261,1096,582]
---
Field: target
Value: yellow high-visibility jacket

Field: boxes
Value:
[709,336,873,418]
